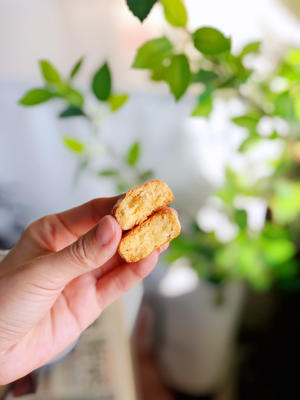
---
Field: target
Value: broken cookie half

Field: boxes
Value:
[113,180,181,263]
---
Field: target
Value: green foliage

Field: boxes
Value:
[92,63,111,101]
[193,27,231,55]
[39,60,61,84]
[98,169,120,177]
[192,69,218,83]
[165,54,190,100]
[239,41,261,58]
[160,0,188,27]
[126,0,157,22]
[191,85,213,117]
[63,137,85,153]
[59,106,85,118]
[108,94,129,111]
[126,141,140,166]
[70,56,84,79]
[132,37,173,69]
[19,88,52,106]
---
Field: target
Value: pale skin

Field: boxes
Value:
[0,196,168,384]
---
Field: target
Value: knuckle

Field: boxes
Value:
[69,236,95,268]
[24,215,58,252]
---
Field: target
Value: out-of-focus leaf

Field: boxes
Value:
[165,54,190,100]
[59,106,85,118]
[192,69,218,83]
[126,141,140,166]
[193,27,231,55]
[274,92,294,119]
[239,41,261,58]
[70,56,84,79]
[132,37,173,69]
[139,170,154,182]
[19,88,52,106]
[39,60,61,84]
[191,85,213,117]
[234,209,247,230]
[126,0,157,22]
[64,88,84,107]
[160,0,188,27]
[108,94,129,112]
[271,181,300,224]
[92,62,111,101]
[98,169,120,177]
[63,136,85,153]
[262,238,296,265]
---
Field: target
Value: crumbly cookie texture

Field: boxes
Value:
[112,180,174,231]
[118,207,181,263]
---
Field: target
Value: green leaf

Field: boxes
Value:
[160,0,188,27]
[19,88,52,106]
[59,106,85,118]
[63,137,85,153]
[92,62,111,101]
[108,94,129,112]
[126,141,140,166]
[193,27,231,55]
[191,86,213,117]
[132,37,173,69]
[39,60,61,84]
[274,92,294,119]
[70,56,84,79]
[64,88,84,107]
[232,115,258,131]
[192,69,218,83]
[98,169,120,177]
[139,170,154,182]
[234,209,247,230]
[262,238,296,265]
[165,54,190,101]
[239,41,261,58]
[126,0,157,22]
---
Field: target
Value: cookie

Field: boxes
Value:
[118,207,181,263]
[113,180,174,231]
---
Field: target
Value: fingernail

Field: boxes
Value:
[96,215,115,247]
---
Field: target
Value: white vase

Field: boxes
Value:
[155,278,245,395]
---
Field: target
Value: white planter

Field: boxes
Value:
[156,276,245,395]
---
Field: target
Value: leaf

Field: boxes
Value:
[108,94,129,112]
[139,170,154,182]
[126,141,140,166]
[63,137,85,153]
[239,41,261,58]
[126,0,157,22]
[64,88,84,107]
[262,238,296,265]
[39,60,61,84]
[191,85,213,117]
[59,106,85,118]
[19,88,52,106]
[274,92,294,119]
[192,69,218,83]
[232,115,258,131]
[165,54,190,101]
[160,0,188,27]
[132,37,173,69]
[98,169,120,177]
[234,209,247,230]
[193,27,231,55]
[92,62,111,101]
[70,56,84,79]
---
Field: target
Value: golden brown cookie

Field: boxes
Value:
[118,207,181,263]
[113,180,174,231]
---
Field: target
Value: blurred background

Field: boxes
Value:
[0,0,300,399]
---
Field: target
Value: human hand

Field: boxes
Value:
[0,196,167,384]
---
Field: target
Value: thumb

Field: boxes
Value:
[32,215,122,289]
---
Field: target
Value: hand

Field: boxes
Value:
[0,197,167,384]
